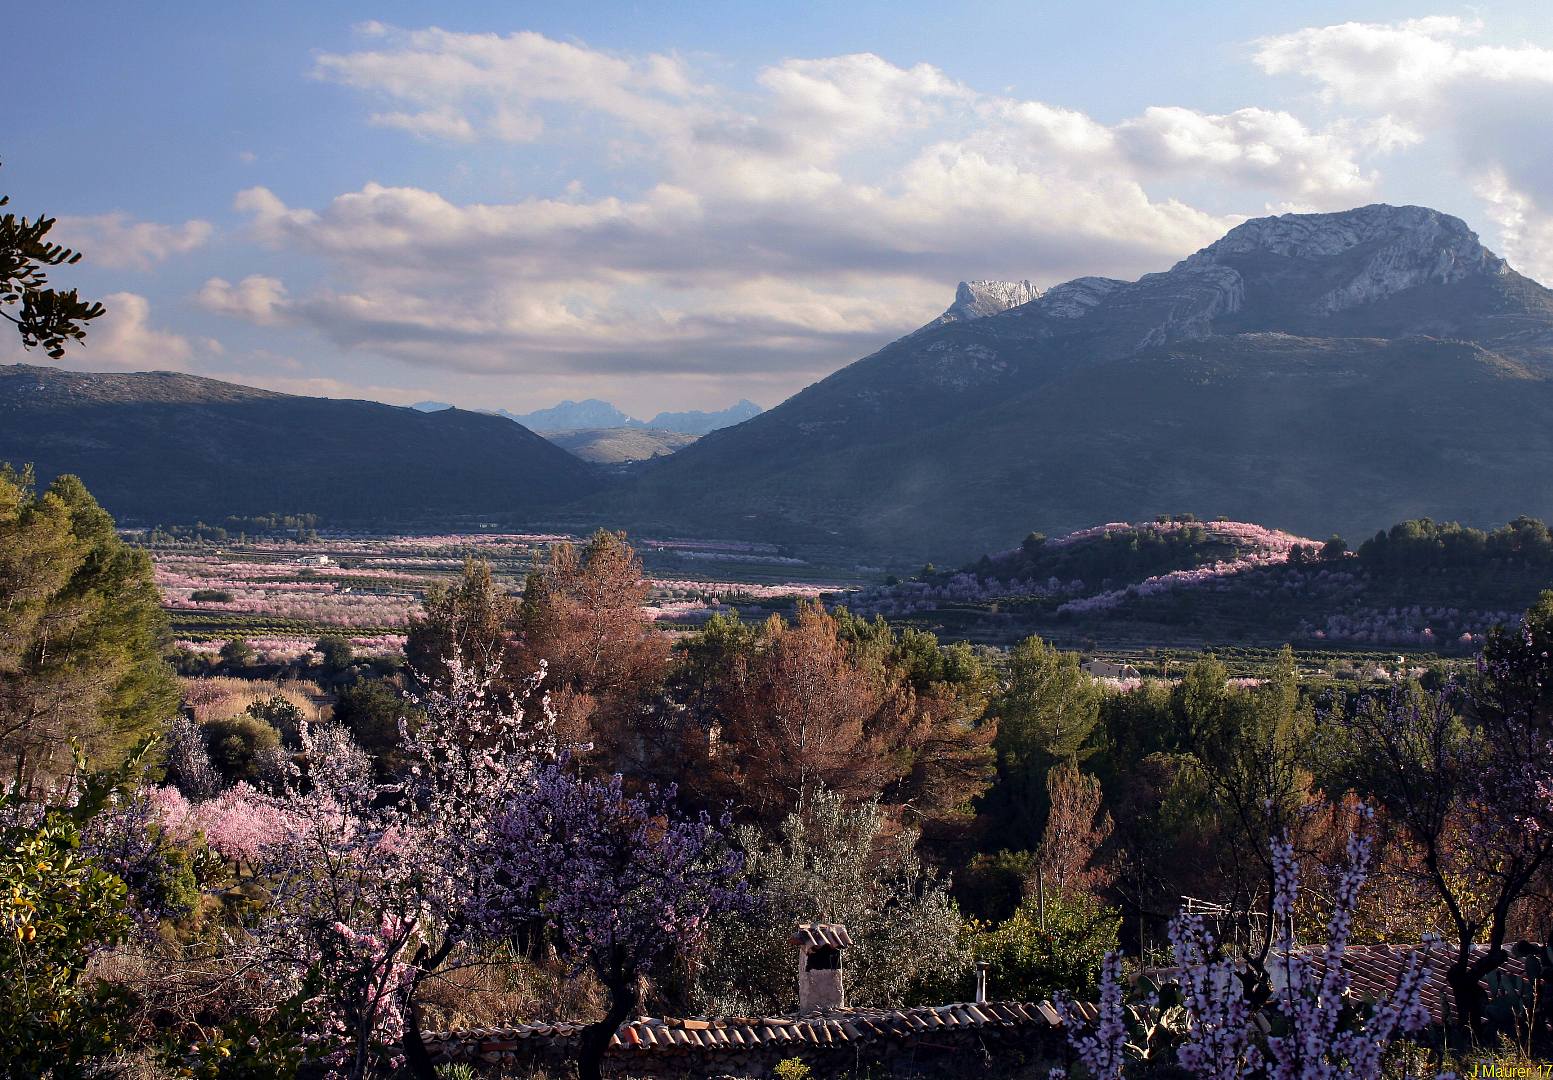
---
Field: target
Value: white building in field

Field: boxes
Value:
[1082,659,1140,680]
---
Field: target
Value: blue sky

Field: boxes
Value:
[7,2,1553,415]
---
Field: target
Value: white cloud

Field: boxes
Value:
[218,26,1402,390]
[1115,107,1376,200]
[313,25,703,143]
[198,275,290,324]
[369,106,478,141]
[78,292,205,370]
[55,213,213,270]
[1254,16,1553,280]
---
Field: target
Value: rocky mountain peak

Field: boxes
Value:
[939,279,1043,323]
[1031,276,1127,319]
[1175,204,1507,314]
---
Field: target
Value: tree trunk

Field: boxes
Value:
[402,995,437,1080]
[576,972,638,1080]
[401,933,459,1080]
[1446,961,1486,1037]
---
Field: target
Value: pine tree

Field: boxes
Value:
[1,161,105,356]
[405,556,517,685]
[0,469,178,794]
[984,635,1101,846]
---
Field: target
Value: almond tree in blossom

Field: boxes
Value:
[237,658,558,1080]
[471,759,751,1080]
[1055,817,1441,1080]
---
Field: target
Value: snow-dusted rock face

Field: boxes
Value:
[1132,264,1247,348]
[1032,276,1128,320]
[938,279,1042,323]
[885,203,1535,393]
[1176,204,1507,313]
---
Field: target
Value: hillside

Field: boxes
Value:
[842,515,1553,653]
[546,426,698,463]
[0,365,601,526]
[599,205,1553,564]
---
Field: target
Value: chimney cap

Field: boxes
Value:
[792,923,853,949]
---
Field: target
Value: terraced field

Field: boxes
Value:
[140,531,861,661]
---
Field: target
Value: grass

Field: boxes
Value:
[180,676,328,725]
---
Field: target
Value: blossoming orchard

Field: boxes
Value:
[10,473,1553,1078]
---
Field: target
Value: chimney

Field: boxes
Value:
[975,960,989,1004]
[793,923,851,1013]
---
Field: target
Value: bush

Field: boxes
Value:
[170,645,217,676]
[245,694,306,748]
[333,680,413,754]
[190,588,234,602]
[203,714,282,784]
[954,850,1037,923]
[698,788,972,1014]
[219,638,257,669]
[166,973,312,1079]
[0,807,136,1076]
[975,891,1121,1002]
[314,635,355,674]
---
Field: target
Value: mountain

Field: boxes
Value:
[640,400,763,435]
[601,204,1553,563]
[502,399,632,431]
[925,279,1042,328]
[546,426,699,464]
[503,399,632,431]
[410,401,454,412]
[505,397,762,435]
[0,366,601,526]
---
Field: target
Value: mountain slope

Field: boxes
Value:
[640,400,762,435]
[0,365,601,525]
[546,426,698,463]
[602,205,1553,562]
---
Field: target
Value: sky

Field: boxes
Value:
[7,1,1553,416]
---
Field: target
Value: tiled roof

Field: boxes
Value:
[1338,944,1530,1026]
[791,923,853,949]
[423,942,1541,1067]
[424,999,1066,1062]
[1145,943,1535,1027]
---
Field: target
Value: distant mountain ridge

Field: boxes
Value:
[637,399,762,435]
[503,399,632,431]
[0,365,600,526]
[417,397,763,436]
[599,203,1553,563]
[10,204,1553,560]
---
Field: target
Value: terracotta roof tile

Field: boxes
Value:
[1138,942,1538,1028]
[427,992,1075,1066]
[424,949,1535,1072]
